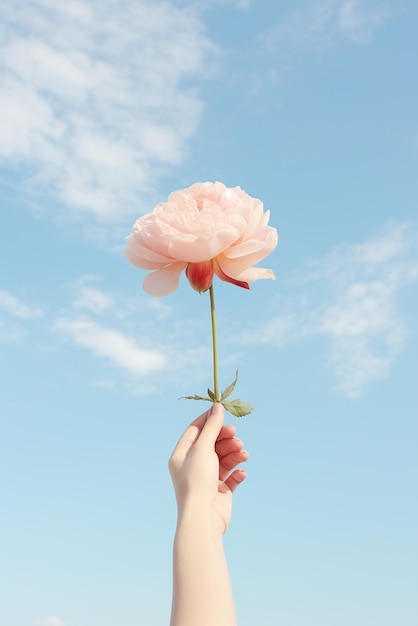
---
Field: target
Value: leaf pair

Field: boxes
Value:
[181,371,254,417]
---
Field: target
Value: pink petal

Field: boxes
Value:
[224,229,279,268]
[125,235,173,267]
[166,227,239,263]
[213,258,249,290]
[142,261,187,297]
[237,267,276,281]
[224,239,267,258]
[216,254,275,282]
[124,247,167,270]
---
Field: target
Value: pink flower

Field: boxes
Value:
[124,181,278,297]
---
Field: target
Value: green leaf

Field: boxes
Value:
[179,384,254,418]
[179,394,212,402]
[221,399,255,417]
[220,370,238,401]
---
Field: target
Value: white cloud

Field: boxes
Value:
[261,0,393,51]
[0,0,216,223]
[196,0,250,8]
[73,285,114,314]
[67,275,115,314]
[0,289,43,318]
[0,275,202,392]
[241,222,418,397]
[224,0,250,7]
[338,0,392,44]
[317,279,408,396]
[93,379,116,391]
[0,290,43,344]
[35,617,65,626]
[0,319,26,343]
[55,317,167,376]
[68,274,172,319]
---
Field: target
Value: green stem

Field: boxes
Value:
[209,284,220,402]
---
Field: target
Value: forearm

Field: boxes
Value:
[170,502,237,626]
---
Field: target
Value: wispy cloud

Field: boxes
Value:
[0,0,216,223]
[73,285,114,314]
[57,273,211,381]
[261,0,394,52]
[0,319,25,343]
[67,274,172,320]
[35,617,65,626]
[337,0,393,44]
[0,289,44,344]
[55,317,167,376]
[70,276,115,314]
[221,0,251,8]
[196,0,251,9]
[0,289,43,318]
[241,222,418,397]
[20,277,203,393]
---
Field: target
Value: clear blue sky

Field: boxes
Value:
[1,1,417,625]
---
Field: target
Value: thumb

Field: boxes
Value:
[197,403,224,447]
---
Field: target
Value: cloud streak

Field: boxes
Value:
[55,317,167,376]
[241,222,418,397]
[0,289,44,319]
[72,284,115,315]
[0,0,216,223]
[46,278,208,393]
[35,617,66,626]
[261,0,394,52]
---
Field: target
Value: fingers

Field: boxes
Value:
[216,433,248,482]
[222,468,247,494]
[196,402,225,447]
[219,449,249,481]
[170,408,210,460]
[215,435,243,458]
[172,404,233,458]
[170,405,249,486]
[216,423,236,441]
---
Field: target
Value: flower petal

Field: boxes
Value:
[125,235,174,268]
[213,257,249,290]
[142,262,187,297]
[166,227,239,263]
[124,248,167,270]
[237,267,276,281]
[185,261,214,292]
[216,254,275,282]
[224,228,279,268]
[227,226,278,255]
[224,239,267,258]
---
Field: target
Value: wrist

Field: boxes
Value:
[176,499,224,537]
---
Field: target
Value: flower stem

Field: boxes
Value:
[209,284,220,402]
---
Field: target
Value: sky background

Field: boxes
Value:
[1,1,417,625]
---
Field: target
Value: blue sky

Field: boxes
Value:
[1,1,417,625]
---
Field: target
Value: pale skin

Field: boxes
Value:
[169,403,249,626]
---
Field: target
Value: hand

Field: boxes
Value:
[169,403,249,533]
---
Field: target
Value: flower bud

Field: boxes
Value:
[185,260,214,292]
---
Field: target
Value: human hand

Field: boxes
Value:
[169,403,249,534]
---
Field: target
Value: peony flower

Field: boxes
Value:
[125,181,278,416]
[124,181,278,297]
